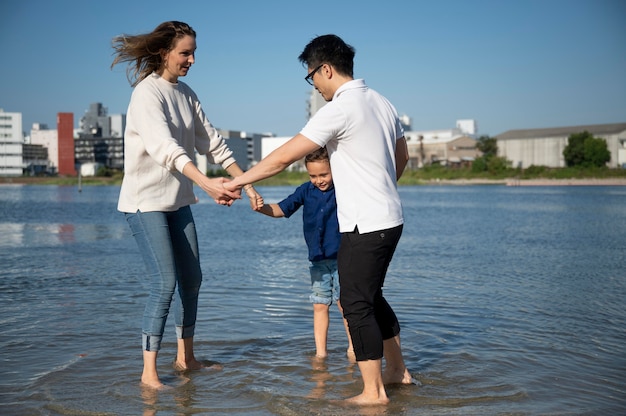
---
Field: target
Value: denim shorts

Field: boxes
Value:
[309,258,340,305]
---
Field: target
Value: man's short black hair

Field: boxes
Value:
[298,34,355,77]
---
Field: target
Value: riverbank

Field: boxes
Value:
[505,178,626,186]
[0,176,119,186]
[420,178,626,186]
[2,176,626,187]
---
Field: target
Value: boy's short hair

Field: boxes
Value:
[305,147,329,165]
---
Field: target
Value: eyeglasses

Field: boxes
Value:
[304,64,323,86]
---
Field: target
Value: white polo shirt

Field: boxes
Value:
[300,79,404,233]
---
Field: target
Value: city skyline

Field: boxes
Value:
[1,0,624,138]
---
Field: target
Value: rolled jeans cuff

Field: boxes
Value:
[176,324,195,339]
[143,334,162,352]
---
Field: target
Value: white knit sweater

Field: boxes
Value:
[117,73,235,213]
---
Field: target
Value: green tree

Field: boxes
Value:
[583,136,611,167]
[472,136,510,173]
[476,135,498,157]
[471,156,488,172]
[563,131,611,167]
[563,131,589,166]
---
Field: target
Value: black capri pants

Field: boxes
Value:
[338,224,403,361]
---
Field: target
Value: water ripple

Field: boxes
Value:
[1,185,625,415]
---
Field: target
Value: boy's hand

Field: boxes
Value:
[244,185,264,211]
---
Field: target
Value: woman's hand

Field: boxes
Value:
[182,161,241,206]
[198,176,241,206]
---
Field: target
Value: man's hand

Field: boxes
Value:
[198,177,241,206]
[223,180,240,193]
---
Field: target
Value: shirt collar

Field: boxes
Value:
[333,79,366,100]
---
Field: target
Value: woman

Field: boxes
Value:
[111,21,262,389]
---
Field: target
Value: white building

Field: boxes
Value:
[307,89,326,120]
[404,119,479,167]
[197,129,268,173]
[0,109,24,176]
[456,119,477,135]
[399,114,412,131]
[496,123,626,168]
[110,114,126,138]
[260,136,304,171]
[29,123,59,172]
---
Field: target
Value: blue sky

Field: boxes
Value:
[1,0,624,137]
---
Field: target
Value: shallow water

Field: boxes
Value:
[0,184,625,415]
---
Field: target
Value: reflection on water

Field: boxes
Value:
[0,222,127,247]
[0,184,625,415]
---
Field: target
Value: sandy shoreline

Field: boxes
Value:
[422,178,626,186]
[504,178,626,186]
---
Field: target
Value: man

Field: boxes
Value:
[225,34,413,405]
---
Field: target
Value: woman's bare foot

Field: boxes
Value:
[140,374,169,390]
[343,392,390,406]
[314,353,328,360]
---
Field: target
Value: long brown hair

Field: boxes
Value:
[111,21,196,86]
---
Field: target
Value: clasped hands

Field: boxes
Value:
[203,177,263,211]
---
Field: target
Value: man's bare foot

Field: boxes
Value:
[382,367,415,385]
[173,359,222,372]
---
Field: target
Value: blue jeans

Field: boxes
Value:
[309,259,340,305]
[125,206,202,352]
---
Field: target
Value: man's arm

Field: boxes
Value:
[223,162,263,210]
[225,134,320,191]
[395,136,409,181]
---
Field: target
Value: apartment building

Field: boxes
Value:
[0,109,23,176]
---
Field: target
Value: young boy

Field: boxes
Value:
[257,147,354,361]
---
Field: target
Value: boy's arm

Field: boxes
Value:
[257,203,285,218]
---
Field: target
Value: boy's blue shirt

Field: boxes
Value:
[277,182,340,262]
